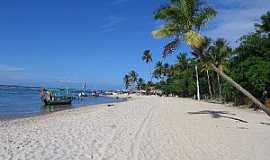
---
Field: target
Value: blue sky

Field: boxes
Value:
[0,0,269,89]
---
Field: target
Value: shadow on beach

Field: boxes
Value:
[188,110,248,123]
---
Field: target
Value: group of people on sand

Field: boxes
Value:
[40,88,53,101]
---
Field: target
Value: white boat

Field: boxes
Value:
[78,82,88,97]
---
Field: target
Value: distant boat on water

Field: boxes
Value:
[91,91,100,97]
[78,82,88,97]
[40,88,73,105]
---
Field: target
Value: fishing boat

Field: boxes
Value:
[40,88,73,105]
[91,91,100,97]
[78,82,88,97]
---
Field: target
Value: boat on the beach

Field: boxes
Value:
[40,88,73,105]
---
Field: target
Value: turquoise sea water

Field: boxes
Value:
[0,85,124,119]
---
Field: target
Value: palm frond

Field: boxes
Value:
[142,50,152,63]
[154,5,178,21]
[194,7,217,30]
[152,23,177,39]
[163,38,180,57]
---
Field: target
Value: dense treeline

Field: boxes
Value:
[123,0,270,114]
[152,11,270,106]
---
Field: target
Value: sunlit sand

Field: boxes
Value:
[1,96,270,160]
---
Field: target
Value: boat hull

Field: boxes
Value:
[43,98,72,106]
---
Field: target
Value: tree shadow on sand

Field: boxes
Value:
[188,110,248,123]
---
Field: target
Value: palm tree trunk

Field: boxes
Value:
[210,63,270,117]
[195,65,200,100]
[149,64,152,82]
[206,70,213,99]
[217,73,222,98]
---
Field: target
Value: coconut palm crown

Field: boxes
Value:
[142,50,153,64]
[152,0,217,57]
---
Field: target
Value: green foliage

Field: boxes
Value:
[219,12,270,105]
[224,37,270,103]
[123,70,139,90]
[137,78,146,90]
[255,11,270,33]
[152,0,217,57]
[142,50,153,64]
[156,17,270,103]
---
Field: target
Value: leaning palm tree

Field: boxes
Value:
[152,0,270,116]
[142,50,153,82]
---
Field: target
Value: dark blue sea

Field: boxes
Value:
[0,85,124,119]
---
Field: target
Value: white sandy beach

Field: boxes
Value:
[1,96,270,160]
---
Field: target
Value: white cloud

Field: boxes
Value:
[204,0,270,46]
[55,79,87,84]
[101,16,125,32]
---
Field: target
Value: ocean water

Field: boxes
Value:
[0,85,124,119]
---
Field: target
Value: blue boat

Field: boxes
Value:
[40,88,73,105]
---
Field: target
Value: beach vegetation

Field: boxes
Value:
[151,0,270,116]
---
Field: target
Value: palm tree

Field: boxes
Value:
[201,38,213,99]
[142,50,153,82]
[176,53,189,70]
[123,74,130,90]
[153,61,164,80]
[137,78,145,90]
[201,63,213,99]
[207,38,232,99]
[255,11,270,33]
[152,0,270,116]
[129,70,139,89]
[162,63,170,77]
[193,65,199,100]
[167,65,177,78]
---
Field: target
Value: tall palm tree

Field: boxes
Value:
[201,62,213,99]
[176,53,189,70]
[137,78,145,90]
[194,65,200,100]
[152,0,270,116]
[142,50,153,82]
[123,74,130,90]
[208,38,232,98]
[129,70,139,89]
[201,38,213,99]
[167,65,177,78]
[153,61,164,80]
[162,63,170,77]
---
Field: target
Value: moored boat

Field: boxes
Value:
[78,82,88,97]
[40,88,73,105]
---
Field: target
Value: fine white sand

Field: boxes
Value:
[1,96,270,160]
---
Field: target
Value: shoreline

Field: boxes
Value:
[1,95,266,123]
[1,94,266,123]
[1,96,270,160]
[0,95,127,121]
